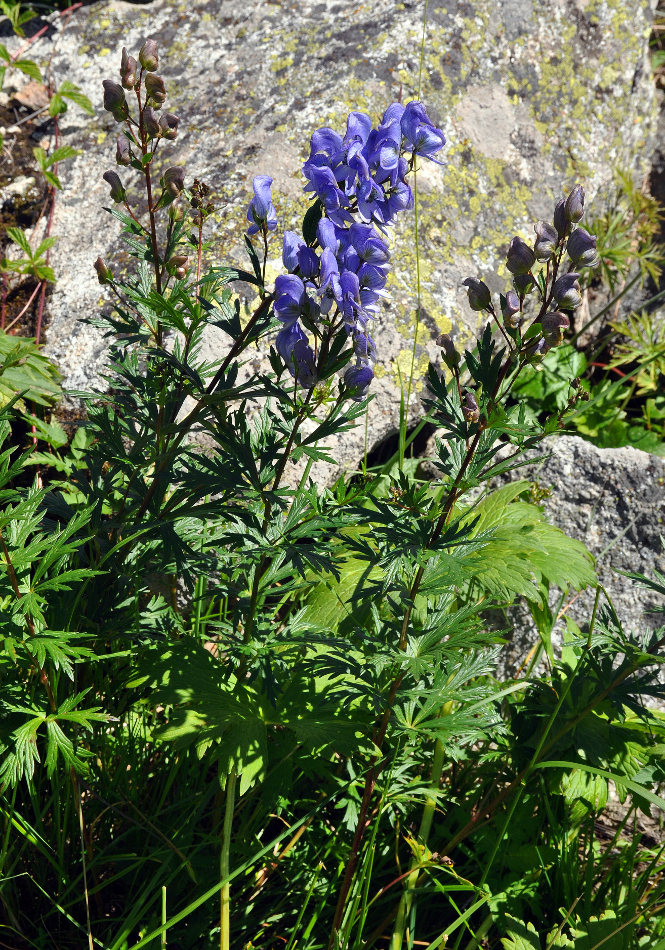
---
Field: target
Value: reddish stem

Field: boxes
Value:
[589,362,627,377]
[4,280,42,333]
[10,2,82,62]
[1,272,7,330]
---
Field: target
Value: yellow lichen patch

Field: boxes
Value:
[391,347,431,392]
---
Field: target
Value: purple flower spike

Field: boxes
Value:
[246,175,277,235]
[345,363,374,401]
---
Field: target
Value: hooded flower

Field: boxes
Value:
[246,175,277,235]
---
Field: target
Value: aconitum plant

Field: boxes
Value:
[12,33,665,950]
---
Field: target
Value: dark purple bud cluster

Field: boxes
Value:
[100,39,183,216]
[248,102,446,394]
[460,183,599,365]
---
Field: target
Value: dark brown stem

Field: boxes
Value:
[135,84,162,324]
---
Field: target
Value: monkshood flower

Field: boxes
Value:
[501,290,521,328]
[266,101,445,393]
[345,363,374,401]
[400,101,446,163]
[462,277,491,311]
[567,227,599,268]
[553,272,581,310]
[274,274,306,328]
[506,236,536,275]
[246,175,277,235]
[542,311,570,347]
[565,183,585,223]
[277,323,318,387]
[533,221,558,262]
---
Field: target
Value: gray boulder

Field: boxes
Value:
[484,435,664,672]
[2,0,657,467]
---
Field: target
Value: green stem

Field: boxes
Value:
[219,767,237,950]
[390,732,446,949]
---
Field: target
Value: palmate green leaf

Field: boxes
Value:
[455,481,596,602]
[501,917,542,950]
[300,550,382,633]
[537,761,665,811]
[26,632,95,680]
[130,637,269,791]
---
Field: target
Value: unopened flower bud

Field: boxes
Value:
[139,38,159,72]
[162,166,185,198]
[94,256,113,284]
[513,273,534,295]
[142,105,161,138]
[120,47,137,89]
[462,390,480,424]
[567,227,599,268]
[168,200,184,221]
[553,198,567,239]
[462,277,491,311]
[103,169,125,203]
[168,253,189,279]
[115,134,131,166]
[506,236,535,275]
[564,183,585,223]
[159,112,179,140]
[145,73,166,107]
[501,290,521,328]
[541,311,570,347]
[102,80,128,122]
[525,336,550,363]
[436,332,460,368]
[533,221,558,262]
[553,272,581,310]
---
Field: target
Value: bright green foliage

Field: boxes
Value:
[48,79,93,117]
[1,227,56,283]
[33,145,81,190]
[0,329,61,408]
[0,42,663,950]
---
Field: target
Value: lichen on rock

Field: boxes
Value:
[28,0,658,469]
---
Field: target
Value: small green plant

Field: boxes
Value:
[586,168,663,292]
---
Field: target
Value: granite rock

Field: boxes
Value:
[478,435,664,673]
[3,0,660,471]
